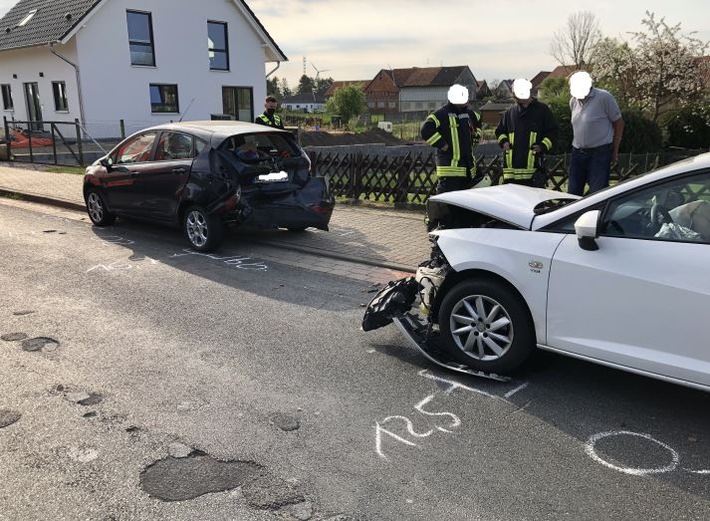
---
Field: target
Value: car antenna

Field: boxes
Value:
[178,98,196,122]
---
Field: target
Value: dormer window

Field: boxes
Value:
[17,9,37,27]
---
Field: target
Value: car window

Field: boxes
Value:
[601,170,710,244]
[223,132,300,160]
[113,132,158,164]
[155,132,195,161]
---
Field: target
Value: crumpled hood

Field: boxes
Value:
[428,184,580,229]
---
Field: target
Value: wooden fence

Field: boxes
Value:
[308,148,706,206]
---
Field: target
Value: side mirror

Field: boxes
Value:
[574,210,601,251]
[99,157,114,172]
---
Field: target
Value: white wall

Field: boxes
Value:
[0,43,82,128]
[69,0,272,136]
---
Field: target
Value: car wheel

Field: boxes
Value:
[85,189,116,226]
[183,206,223,252]
[438,279,535,373]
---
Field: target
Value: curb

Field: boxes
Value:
[0,187,416,274]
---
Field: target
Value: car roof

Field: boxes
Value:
[138,120,290,143]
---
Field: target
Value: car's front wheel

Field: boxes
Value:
[183,206,223,252]
[85,189,116,226]
[438,279,535,373]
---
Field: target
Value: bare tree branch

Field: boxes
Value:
[550,12,602,68]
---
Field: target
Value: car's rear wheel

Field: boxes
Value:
[183,206,223,252]
[438,279,535,373]
[85,189,116,226]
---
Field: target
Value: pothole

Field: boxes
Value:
[270,412,300,432]
[140,454,262,501]
[0,410,22,428]
[1,332,28,342]
[21,337,60,352]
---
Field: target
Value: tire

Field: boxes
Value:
[85,189,116,226]
[438,279,535,373]
[183,205,223,252]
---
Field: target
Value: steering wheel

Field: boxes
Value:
[650,202,673,228]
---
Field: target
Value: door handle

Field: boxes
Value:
[172,168,186,175]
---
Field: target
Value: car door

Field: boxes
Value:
[546,170,710,388]
[135,131,197,222]
[103,131,159,217]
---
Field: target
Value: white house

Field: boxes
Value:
[0,0,287,139]
[281,92,325,113]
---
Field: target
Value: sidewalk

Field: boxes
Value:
[0,162,431,273]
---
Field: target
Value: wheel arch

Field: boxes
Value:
[431,269,536,341]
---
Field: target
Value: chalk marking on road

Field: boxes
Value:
[86,257,160,273]
[414,394,461,433]
[93,235,135,246]
[418,369,508,402]
[585,431,679,476]
[375,421,418,460]
[684,468,710,475]
[504,383,529,399]
[171,249,268,271]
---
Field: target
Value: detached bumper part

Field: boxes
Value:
[361,277,419,332]
[393,314,511,382]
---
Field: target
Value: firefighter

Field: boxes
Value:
[495,78,557,187]
[255,95,284,129]
[421,84,483,194]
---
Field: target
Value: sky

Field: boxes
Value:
[1,0,708,88]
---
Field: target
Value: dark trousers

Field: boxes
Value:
[436,176,474,194]
[568,144,612,196]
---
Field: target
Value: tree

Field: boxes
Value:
[325,84,367,128]
[550,11,602,68]
[266,76,282,99]
[593,12,708,122]
[280,78,292,98]
[314,77,333,95]
[538,77,568,102]
[296,74,316,95]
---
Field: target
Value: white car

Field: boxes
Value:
[363,153,710,392]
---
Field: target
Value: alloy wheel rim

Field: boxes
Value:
[186,210,208,247]
[87,192,103,223]
[449,294,513,361]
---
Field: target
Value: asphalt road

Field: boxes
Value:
[1,198,710,520]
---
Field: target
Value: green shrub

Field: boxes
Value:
[619,110,663,153]
[665,103,710,149]
[545,98,572,155]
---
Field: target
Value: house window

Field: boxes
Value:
[150,84,179,113]
[388,101,396,109]
[52,81,68,111]
[208,21,229,71]
[1,84,12,110]
[222,86,253,121]
[127,10,155,66]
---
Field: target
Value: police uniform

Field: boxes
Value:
[255,112,284,129]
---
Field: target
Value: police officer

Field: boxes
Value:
[421,84,483,194]
[495,78,557,187]
[255,95,284,129]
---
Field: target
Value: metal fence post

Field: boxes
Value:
[75,118,84,166]
[120,119,125,139]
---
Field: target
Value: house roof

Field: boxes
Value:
[0,0,287,61]
[547,65,581,79]
[387,66,471,87]
[530,71,551,88]
[283,92,325,104]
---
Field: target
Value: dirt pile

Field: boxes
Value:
[299,128,411,147]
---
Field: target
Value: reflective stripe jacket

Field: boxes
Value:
[421,103,482,178]
[255,112,284,129]
[495,99,557,181]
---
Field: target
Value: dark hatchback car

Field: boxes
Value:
[83,121,334,251]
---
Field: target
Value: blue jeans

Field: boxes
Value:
[568,144,612,196]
